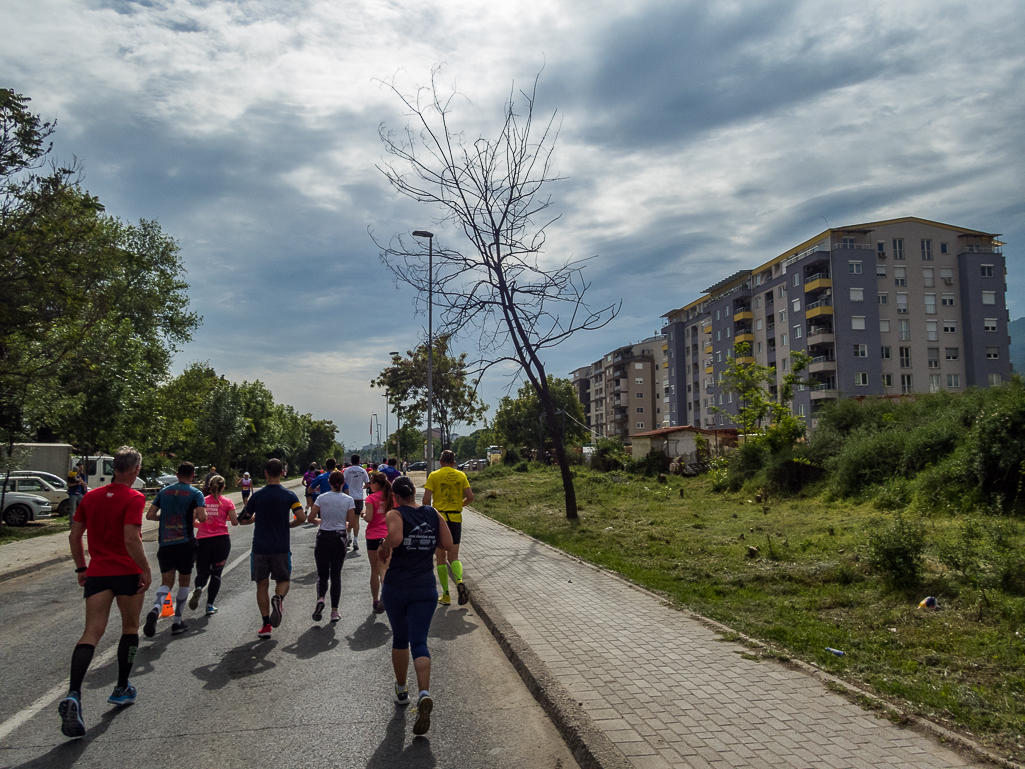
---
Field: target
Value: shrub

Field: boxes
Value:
[513,460,530,473]
[867,514,926,588]
[764,451,822,494]
[829,428,906,497]
[873,477,913,511]
[502,445,523,466]
[625,448,671,477]
[591,438,627,472]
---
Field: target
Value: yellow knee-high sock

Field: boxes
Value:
[451,560,464,581]
[436,564,449,594]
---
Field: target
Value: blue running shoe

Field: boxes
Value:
[58,692,85,738]
[108,683,138,706]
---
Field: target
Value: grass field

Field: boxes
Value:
[0,515,71,546]
[469,463,1025,763]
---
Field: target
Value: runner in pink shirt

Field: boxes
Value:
[362,472,393,614]
[189,475,238,615]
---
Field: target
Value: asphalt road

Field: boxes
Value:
[0,505,578,768]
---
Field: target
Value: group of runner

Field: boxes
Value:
[59,446,475,741]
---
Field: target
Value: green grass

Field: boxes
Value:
[0,516,71,546]
[470,463,1025,764]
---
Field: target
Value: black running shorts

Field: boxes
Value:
[83,573,142,599]
[157,541,197,575]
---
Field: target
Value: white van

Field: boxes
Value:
[82,456,145,490]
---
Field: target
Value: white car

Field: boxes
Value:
[2,491,52,526]
[1,475,70,516]
[6,470,68,490]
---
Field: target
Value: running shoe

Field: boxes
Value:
[205,605,218,615]
[270,595,283,627]
[413,691,433,735]
[438,593,451,606]
[312,599,325,622]
[351,539,359,553]
[394,682,409,705]
[171,620,189,636]
[373,599,385,614]
[330,610,341,622]
[58,692,85,738]
[143,607,158,638]
[188,587,202,610]
[257,623,272,639]
[456,580,469,606]
[107,683,138,706]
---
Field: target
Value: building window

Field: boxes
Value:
[899,347,912,368]
[928,348,940,369]
[842,236,856,248]
[850,287,864,302]
[942,293,955,307]
[929,374,941,393]
[852,316,866,330]
[757,341,763,353]
[854,344,867,357]
[636,407,644,413]
[945,347,959,361]
[793,273,800,287]
[882,373,893,387]
[921,240,932,260]
[989,373,1003,386]
[727,392,733,403]
[756,319,763,331]
[896,293,908,314]
[798,404,806,417]
[782,357,789,371]
[940,243,948,255]
[927,320,938,341]
[718,394,723,405]
[716,351,722,362]
[780,333,788,346]
[636,391,644,398]
[635,377,644,384]
[727,326,733,338]
[901,374,913,394]
[947,374,961,388]
[855,372,869,386]
[940,267,954,283]
[877,241,886,257]
[898,319,911,341]
[894,267,907,286]
[924,294,936,314]
[636,422,645,429]
[792,298,800,312]
[876,263,887,277]
[981,264,994,278]
[893,239,905,259]
[779,309,787,322]
[716,330,721,341]
[635,363,643,370]
[878,292,888,304]
[849,261,862,274]
[984,318,998,332]
[881,346,891,360]
[755,296,762,309]
[880,319,890,333]
[923,268,935,287]
[982,291,996,305]
[944,320,957,334]
[986,347,1000,360]
[793,324,802,339]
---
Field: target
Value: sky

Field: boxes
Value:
[4,0,1024,450]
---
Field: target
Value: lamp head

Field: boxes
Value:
[412,230,434,238]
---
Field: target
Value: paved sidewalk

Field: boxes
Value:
[461,509,995,769]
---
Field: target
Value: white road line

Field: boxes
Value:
[0,548,252,742]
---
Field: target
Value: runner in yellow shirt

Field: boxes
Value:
[421,450,474,606]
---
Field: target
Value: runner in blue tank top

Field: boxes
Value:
[378,476,453,736]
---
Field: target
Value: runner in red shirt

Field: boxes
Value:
[58,446,151,739]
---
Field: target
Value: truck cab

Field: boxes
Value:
[82,456,145,490]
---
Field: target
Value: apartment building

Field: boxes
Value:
[662,217,1010,430]
[571,336,665,442]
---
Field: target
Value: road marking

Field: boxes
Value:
[0,548,252,742]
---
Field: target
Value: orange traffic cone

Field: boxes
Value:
[160,593,174,618]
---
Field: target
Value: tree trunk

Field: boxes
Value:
[536,378,578,520]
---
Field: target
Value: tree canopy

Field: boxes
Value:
[494,376,588,453]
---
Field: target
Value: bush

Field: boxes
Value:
[502,445,523,466]
[591,438,627,472]
[513,460,530,473]
[867,514,927,588]
[764,451,822,494]
[829,428,906,497]
[625,448,671,477]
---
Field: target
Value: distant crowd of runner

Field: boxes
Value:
[59,446,474,740]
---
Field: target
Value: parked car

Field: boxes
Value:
[2,492,52,526]
[2,475,70,516]
[407,461,428,471]
[6,470,68,490]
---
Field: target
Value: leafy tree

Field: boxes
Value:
[494,377,588,454]
[451,428,489,461]
[375,71,619,518]
[296,419,344,471]
[372,335,488,450]
[388,423,425,463]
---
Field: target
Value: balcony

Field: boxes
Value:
[804,272,832,293]
[704,343,713,354]
[808,355,837,374]
[806,330,835,346]
[806,297,834,318]
[736,356,755,365]
[734,332,754,343]
[810,387,839,400]
[734,310,754,322]
[705,365,714,374]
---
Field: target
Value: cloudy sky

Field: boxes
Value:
[5,0,1023,449]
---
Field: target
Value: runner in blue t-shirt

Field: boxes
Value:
[144,462,207,637]
[380,458,401,483]
[238,458,305,639]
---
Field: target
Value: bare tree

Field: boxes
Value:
[374,69,619,519]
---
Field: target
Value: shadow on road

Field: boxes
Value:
[429,608,478,641]
[190,639,278,690]
[281,624,340,659]
[6,704,128,769]
[346,613,391,651]
[366,709,436,768]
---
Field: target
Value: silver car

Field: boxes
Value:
[2,491,53,526]
[2,475,70,516]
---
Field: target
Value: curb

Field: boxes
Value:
[0,553,75,584]
[465,576,633,769]
[467,510,1025,769]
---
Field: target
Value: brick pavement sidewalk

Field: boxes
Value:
[0,479,305,584]
[460,508,995,769]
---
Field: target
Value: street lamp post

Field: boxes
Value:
[412,230,434,473]
[388,352,400,464]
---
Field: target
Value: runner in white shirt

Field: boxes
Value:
[342,455,370,553]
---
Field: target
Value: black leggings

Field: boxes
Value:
[314,531,346,607]
[195,535,231,605]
